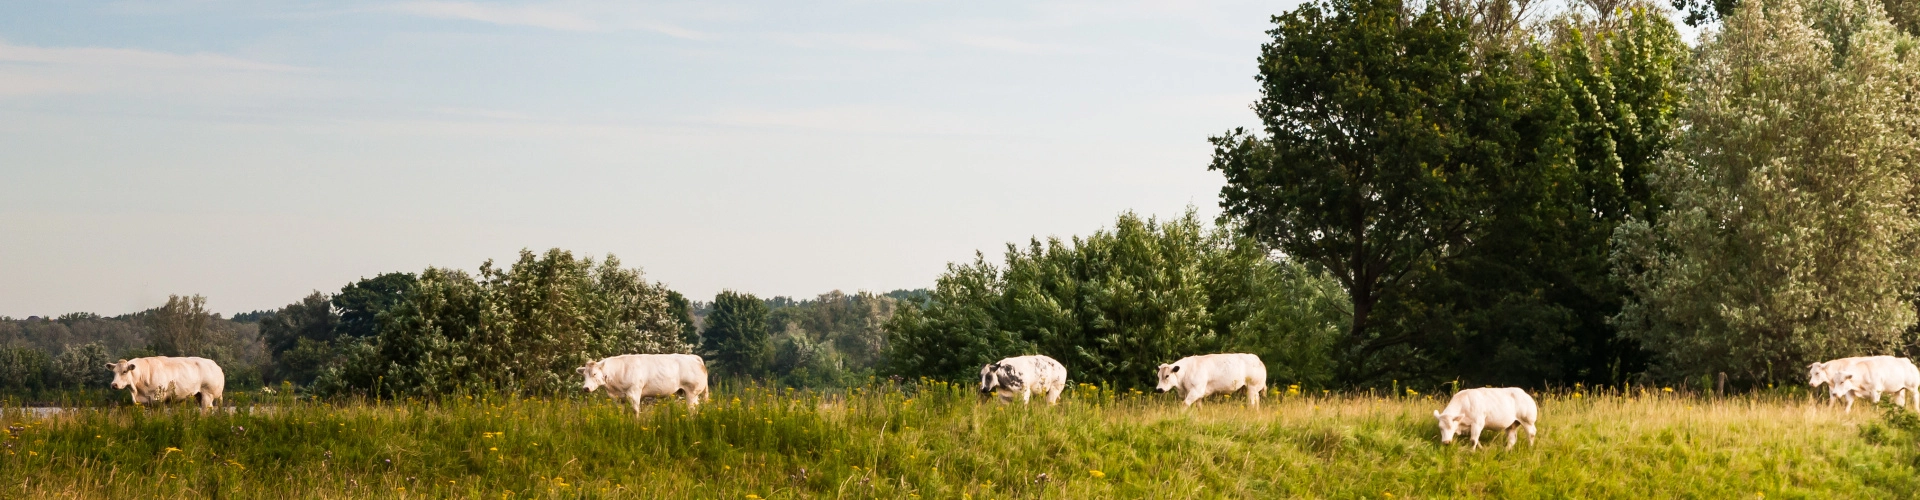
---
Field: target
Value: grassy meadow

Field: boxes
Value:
[3,382,1917,499]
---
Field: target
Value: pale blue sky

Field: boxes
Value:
[0,0,1301,316]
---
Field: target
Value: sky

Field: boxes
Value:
[0,0,1301,317]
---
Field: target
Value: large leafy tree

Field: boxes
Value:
[147,294,214,358]
[260,292,339,357]
[258,291,340,385]
[1613,0,1920,382]
[333,273,416,339]
[314,249,688,397]
[1212,0,1533,383]
[1405,3,1688,386]
[701,291,773,378]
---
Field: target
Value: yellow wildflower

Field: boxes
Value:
[1089,470,1106,478]
[1662,387,1674,393]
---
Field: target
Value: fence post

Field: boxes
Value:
[1716,372,1727,398]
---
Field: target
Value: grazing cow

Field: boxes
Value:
[1828,357,1920,413]
[1433,387,1538,450]
[978,355,1068,405]
[105,357,225,409]
[579,354,709,414]
[1153,353,1267,408]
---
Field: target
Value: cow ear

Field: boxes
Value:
[1170,365,1180,373]
[104,362,115,370]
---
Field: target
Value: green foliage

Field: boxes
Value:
[664,290,699,347]
[0,347,49,392]
[332,273,416,340]
[311,249,689,397]
[1613,0,1920,382]
[701,291,772,378]
[257,291,339,385]
[1216,0,1635,386]
[885,210,1347,388]
[762,291,902,388]
[47,342,112,389]
[1674,0,1920,34]
[146,295,212,358]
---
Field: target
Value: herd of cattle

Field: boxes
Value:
[92,352,1920,450]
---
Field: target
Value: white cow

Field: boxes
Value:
[1153,353,1267,408]
[105,356,226,409]
[1827,356,1920,413]
[578,354,710,414]
[1433,387,1538,450]
[978,355,1068,405]
[1809,356,1882,405]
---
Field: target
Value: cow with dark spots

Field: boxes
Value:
[978,355,1068,405]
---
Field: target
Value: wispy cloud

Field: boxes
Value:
[0,42,310,73]
[382,1,711,39]
[701,105,1010,138]
[0,41,313,98]
[387,1,600,32]
[768,33,922,52]
[952,35,1092,56]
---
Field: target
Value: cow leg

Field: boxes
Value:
[1183,391,1204,409]
[1469,419,1486,450]
[1046,385,1063,405]
[629,393,646,417]
[1524,420,1537,447]
[1021,388,1033,405]
[1247,384,1262,408]
[1504,424,1518,450]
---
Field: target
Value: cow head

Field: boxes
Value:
[1153,363,1182,393]
[1808,362,1830,387]
[975,363,1021,394]
[1831,372,1865,400]
[1433,410,1465,444]
[577,361,605,393]
[106,359,135,390]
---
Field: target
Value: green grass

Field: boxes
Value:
[3,383,1917,498]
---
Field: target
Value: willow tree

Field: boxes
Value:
[1612,0,1920,382]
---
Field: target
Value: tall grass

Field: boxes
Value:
[2,383,1915,498]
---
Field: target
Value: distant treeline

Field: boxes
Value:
[0,297,271,399]
[0,248,931,399]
